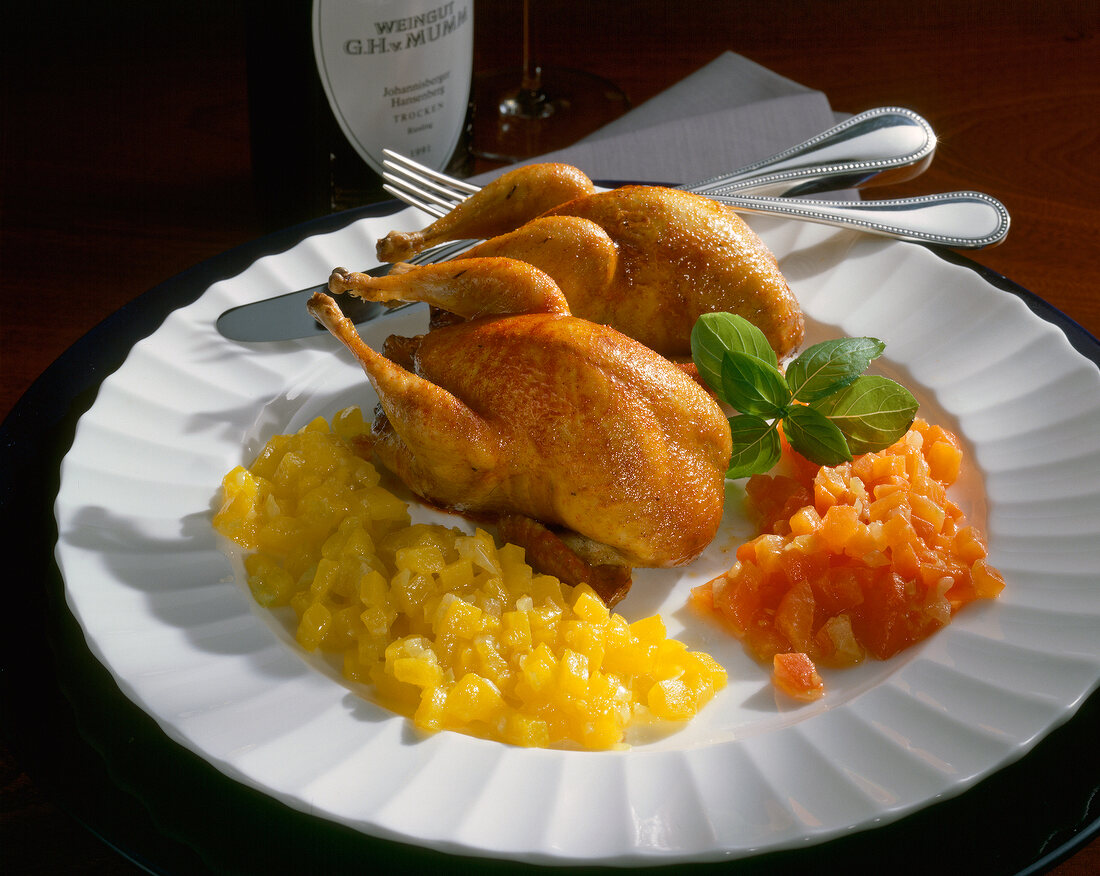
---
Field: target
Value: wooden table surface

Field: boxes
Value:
[2,1,1097,873]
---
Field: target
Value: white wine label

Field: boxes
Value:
[313,0,473,174]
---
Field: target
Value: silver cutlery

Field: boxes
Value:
[217,108,1010,342]
[382,157,1007,250]
[216,238,473,343]
[702,190,1008,248]
[381,105,938,215]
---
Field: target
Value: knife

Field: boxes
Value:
[216,266,396,343]
[216,238,478,342]
[218,238,477,342]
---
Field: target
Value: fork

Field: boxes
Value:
[381,109,1010,249]
[383,106,937,213]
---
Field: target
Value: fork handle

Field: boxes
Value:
[689,107,935,197]
[709,190,1009,249]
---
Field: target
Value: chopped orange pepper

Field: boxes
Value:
[693,419,1005,699]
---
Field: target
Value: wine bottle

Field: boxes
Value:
[246,0,473,231]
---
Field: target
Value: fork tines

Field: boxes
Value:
[406,238,481,265]
[381,182,451,219]
[381,148,479,218]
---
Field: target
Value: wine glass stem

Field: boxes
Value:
[520,0,541,93]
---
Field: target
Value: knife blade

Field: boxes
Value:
[217,238,480,342]
[216,264,399,343]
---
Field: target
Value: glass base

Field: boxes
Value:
[471,66,629,163]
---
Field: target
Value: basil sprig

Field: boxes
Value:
[691,313,919,478]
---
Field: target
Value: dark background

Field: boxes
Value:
[2,1,1098,873]
[3,0,1098,424]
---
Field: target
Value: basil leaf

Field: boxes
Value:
[783,404,853,466]
[691,313,777,392]
[812,375,919,454]
[720,350,791,418]
[725,415,782,479]
[785,337,886,402]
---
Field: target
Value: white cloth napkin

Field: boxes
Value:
[472,52,844,186]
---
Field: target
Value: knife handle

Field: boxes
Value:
[708,190,1010,249]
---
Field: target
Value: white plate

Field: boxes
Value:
[55,207,1100,865]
